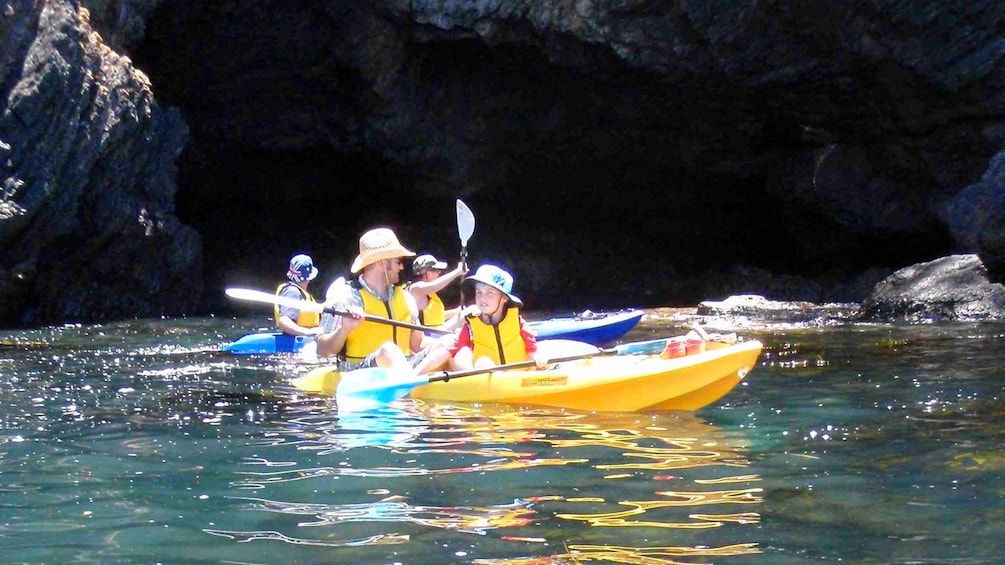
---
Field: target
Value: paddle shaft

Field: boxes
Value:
[323,306,449,334]
[427,347,618,383]
[458,247,468,306]
[225,287,451,335]
[456,199,475,306]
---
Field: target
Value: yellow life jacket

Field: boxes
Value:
[418,291,446,326]
[344,281,412,362]
[468,307,528,364]
[274,283,320,328]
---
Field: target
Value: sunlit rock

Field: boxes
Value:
[859,255,1005,322]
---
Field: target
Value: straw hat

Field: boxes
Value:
[350,227,415,273]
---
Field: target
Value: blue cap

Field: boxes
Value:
[467,264,523,307]
[287,254,318,283]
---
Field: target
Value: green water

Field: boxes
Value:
[1,315,1004,564]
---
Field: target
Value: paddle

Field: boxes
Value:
[289,339,649,407]
[456,199,475,305]
[225,287,452,335]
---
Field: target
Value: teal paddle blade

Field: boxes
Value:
[336,368,432,410]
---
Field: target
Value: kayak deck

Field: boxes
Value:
[409,340,762,412]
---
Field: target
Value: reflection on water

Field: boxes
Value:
[207,402,762,563]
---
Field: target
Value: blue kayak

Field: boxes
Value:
[221,333,314,354]
[223,309,644,354]
[527,309,644,345]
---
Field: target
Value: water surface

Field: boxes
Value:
[2,315,1004,564]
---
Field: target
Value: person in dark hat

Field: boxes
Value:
[407,254,469,331]
[275,253,322,336]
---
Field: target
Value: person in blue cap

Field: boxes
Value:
[274,253,322,337]
[444,264,549,370]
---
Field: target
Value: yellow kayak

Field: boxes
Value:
[409,340,762,412]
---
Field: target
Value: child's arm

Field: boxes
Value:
[519,317,549,369]
[449,323,473,357]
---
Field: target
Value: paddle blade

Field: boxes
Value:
[456,199,475,247]
[226,287,325,313]
[291,366,432,411]
[291,365,342,395]
[337,369,432,408]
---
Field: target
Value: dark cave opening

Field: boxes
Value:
[173,140,954,311]
[172,142,868,312]
[131,1,957,313]
[174,147,461,311]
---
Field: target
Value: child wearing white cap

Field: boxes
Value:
[445,264,549,370]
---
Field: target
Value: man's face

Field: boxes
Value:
[383,257,404,283]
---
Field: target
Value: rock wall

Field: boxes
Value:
[859,254,1005,321]
[3,0,1005,324]
[0,0,197,325]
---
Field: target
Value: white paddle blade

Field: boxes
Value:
[225,287,326,313]
[456,199,475,246]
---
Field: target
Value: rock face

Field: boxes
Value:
[4,1,1005,323]
[0,1,198,325]
[940,150,1005,281]
[697,294,858,326]
[859,255,1005,322]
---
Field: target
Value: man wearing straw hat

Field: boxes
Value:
[316,227,447,374]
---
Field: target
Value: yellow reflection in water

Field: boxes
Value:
[415,405,764,536]
[555,490,762,529]
[471,542,761,564]
[424,405,750,473]
[237,402,761,553]
[568,541,762,561]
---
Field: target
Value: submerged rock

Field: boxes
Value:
[698,294,814,316]
[859,255,1005,322]
[694,294,858,327]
